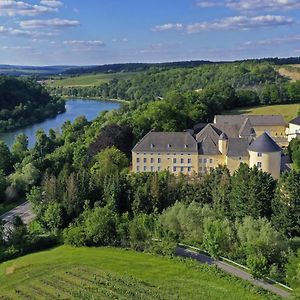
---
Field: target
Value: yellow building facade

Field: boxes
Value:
[132,115,286,179]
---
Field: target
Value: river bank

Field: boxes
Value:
[60,95,130,104]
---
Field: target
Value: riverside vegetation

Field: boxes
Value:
[0,76,65,132]
[0,61,300,298]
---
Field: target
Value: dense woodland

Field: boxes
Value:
[0,63,300,297]
[48,62,300,106]
[0,76,65,132]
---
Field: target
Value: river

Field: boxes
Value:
[0,99,120,148]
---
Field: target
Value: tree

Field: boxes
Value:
[0,141,13,174]
[43,203,63,233]
[91,147,129,184]
[12,133,28,162]
[272,171,300,237]
[0,169,7,201]
[286,249,300,298]
[203,217,233,258]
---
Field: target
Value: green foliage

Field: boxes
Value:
[272,171,300,237]
[11,133,28,162]
[0,76,65,132]
[0,141,13,174]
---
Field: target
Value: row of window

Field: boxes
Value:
[137,166,192,173]
[137,158,193,164]
[199,158,213,164]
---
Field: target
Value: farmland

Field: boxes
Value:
[226,103,300,122]
[46,72,135,87]
[278,64,300,82]
[0,246,278,300]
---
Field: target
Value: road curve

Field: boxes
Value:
[176,247,290,299]
[0,201,35,225]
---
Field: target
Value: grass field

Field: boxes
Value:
[226,103,300,122]
[46,72,135,87]
[0,246,278,300]
[278,64,300,82]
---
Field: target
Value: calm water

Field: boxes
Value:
[0,99,120,148]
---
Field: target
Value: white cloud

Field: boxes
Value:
[0,0,58,16]
[243,35,300,47]
[1,45,33,50]
[186,15,294,33]
[226,0,300,11]
[152,23,183,32]
[63,40,105,47]
[196,0,300,11]
[39,0,63,8]
[0,25,56,37]
[195,1,223,8]
[20,18,80,29]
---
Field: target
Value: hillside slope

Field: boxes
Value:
[0,246,279,300]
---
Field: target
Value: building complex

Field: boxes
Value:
[132,115,300,179]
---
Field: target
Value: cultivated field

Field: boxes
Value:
[226,103,300,122]
[0,246,278,300]
[46,72,135,87]
[278,64,300,82]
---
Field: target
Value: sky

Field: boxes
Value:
[0,0,300,65]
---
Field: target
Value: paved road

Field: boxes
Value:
[176,247,290,299]
[0,201,35,225]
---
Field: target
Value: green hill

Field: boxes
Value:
[0,246,278,300]
[226,103,300,122]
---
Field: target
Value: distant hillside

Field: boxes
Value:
[62,56,300,76]
[0,65,77,77]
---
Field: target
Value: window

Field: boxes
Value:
[173,158,177,164]
[181,167,184,172]
[158,158,161,163]
[188,167,191,172]
[137,158,140,163]
[257,153,262,157]
[143,166,147,171]
[158,166,161,171]
[210,159,213,164]
[210,167,214,172]
[199,158,202,163]
[143,158,147,163]
[150,158,154,163]
[151,166,154,172]
[137,166,140,172]
[173,167,177,172]
[188,158,191,164]
[203,158,207,163]
[180,158,184,164]
[257,162,262,168]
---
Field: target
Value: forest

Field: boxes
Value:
[0,83,300,297]
[0,76,65,132]
[48,62,300,105]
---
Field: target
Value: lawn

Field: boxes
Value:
[46,72,135,87]
[226,103,300,122]
[0,246,278,300]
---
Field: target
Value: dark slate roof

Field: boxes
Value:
[239,118,256,137]
[290,116,300,126]
[196,124,223,155]
[132,131,198,153]
[214,115,287,127]
[219,132,228,140]
[196,124,222,143]
[198,135,221,155]
[227,138,249,157]
[248,132,282,153]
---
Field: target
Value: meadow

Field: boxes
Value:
[226,103,300,122]
[46,72,135,87]
[0,246,279,300]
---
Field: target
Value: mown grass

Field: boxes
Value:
[46,72,135,87]
[226,103,300,122]
[0,246,279,300]
[278,64,300,82]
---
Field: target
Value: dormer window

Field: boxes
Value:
[150,144,155,149]
[167,144,171,148]
[184,144,188,148]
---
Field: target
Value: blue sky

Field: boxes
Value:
[0,0,299,65]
